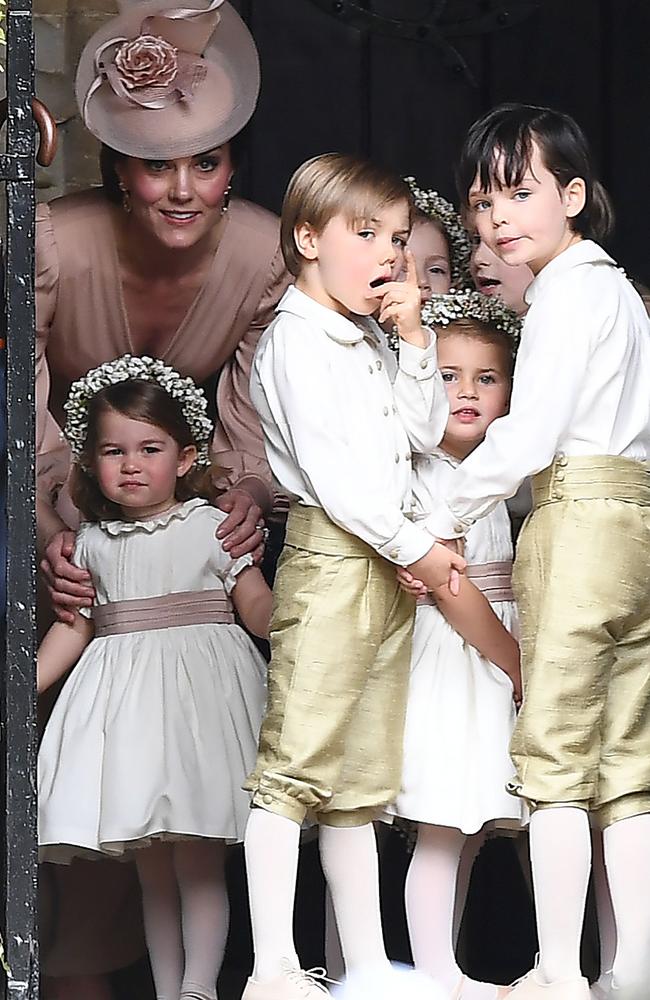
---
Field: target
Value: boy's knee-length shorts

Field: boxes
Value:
[245,505,415,828]
[510,455,650,829]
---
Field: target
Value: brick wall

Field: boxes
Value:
[34,0,118,200]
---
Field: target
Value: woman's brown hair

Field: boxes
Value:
[100,130,248,205]
[70,379,221,522]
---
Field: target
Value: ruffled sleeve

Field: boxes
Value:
[221,552,254,596]
[212,242,291,504]
[201,505,255,594]
[36,203,71,509]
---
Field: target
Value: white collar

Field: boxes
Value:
[277,285,381,346]
[423,446,461,468]
[524,239,617,306]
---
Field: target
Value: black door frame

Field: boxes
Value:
[2,0,38,996]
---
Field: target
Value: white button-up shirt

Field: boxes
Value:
[425,240,650,538]
[251,285,449,565]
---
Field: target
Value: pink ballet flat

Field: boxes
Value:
[452,975,512,999]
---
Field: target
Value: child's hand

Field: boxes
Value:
[369,250,427,347]
[408,542,466,596]
[396,566,428,598]
[497,660,523,709]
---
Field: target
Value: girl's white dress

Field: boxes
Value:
[39,498,267,861]
[391,451,525,834]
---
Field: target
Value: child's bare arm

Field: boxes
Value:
[431,577,521,704]
[37,614,95,693]
[408,542,466,596]
[231,566,273,639]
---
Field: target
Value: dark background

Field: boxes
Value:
[232,0,650,285]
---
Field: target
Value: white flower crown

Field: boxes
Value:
[404,176,472,288]
[421,290,522,354]
[63,354,214,466]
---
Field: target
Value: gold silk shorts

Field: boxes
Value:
[509,455,650,829]
[245,505,415,827]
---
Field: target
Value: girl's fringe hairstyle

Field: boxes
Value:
[69,380,222,522]
[456,102,614,243]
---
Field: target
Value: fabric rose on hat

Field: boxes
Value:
[115,34,178,91]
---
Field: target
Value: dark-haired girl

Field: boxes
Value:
[38,359,271,1000]
[423,104,650,1000]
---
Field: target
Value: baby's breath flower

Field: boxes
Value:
[421,290,522,355]
[404,176,472,289]
[63,354,213,466]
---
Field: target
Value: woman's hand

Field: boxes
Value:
[216,487,266,561]
[41,530,94,625]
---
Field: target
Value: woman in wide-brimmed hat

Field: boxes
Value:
[38,0,289,614]
[35,5,288,998]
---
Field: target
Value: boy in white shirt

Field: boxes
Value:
[242,153,465,1000]
[420,104,650,1000]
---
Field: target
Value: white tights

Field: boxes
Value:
[405,824,496,999]
[604,813,650,997]
[244,809,389,982]
[318,823,389,973]
[135,839,228,1000]
[530,807,650,994]
[592,829,616,990]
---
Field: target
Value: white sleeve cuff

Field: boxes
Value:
[424,501,470,540]
[376,519,436,566]
[398,332,437,381]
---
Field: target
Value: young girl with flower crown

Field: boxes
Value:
[401,177,473,301]
[37,355,272,1000]
[424,103,650,1000]
[392,291,525,1000]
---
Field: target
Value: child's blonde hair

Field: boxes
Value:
[280,152,413,277]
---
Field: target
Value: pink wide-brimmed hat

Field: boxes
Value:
[76,0,260,159]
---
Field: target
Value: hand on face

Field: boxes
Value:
[368,249,425,343]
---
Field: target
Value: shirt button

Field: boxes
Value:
[376,360,383,370]
[554,471,565,483]
[454,523,463,533]
[556,453,569,468]
[389,548,399,560]
[420,359,429,369]
[262,794,273,805]
[552,489,564,500]
[383,406,389,416]
[394,453,400,463]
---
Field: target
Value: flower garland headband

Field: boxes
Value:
[64,355,214,466]
[404,176,472,289]
[421,289,522,355]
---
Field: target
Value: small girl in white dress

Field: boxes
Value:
[392,293,525,1000]
[38,356,271,1000]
